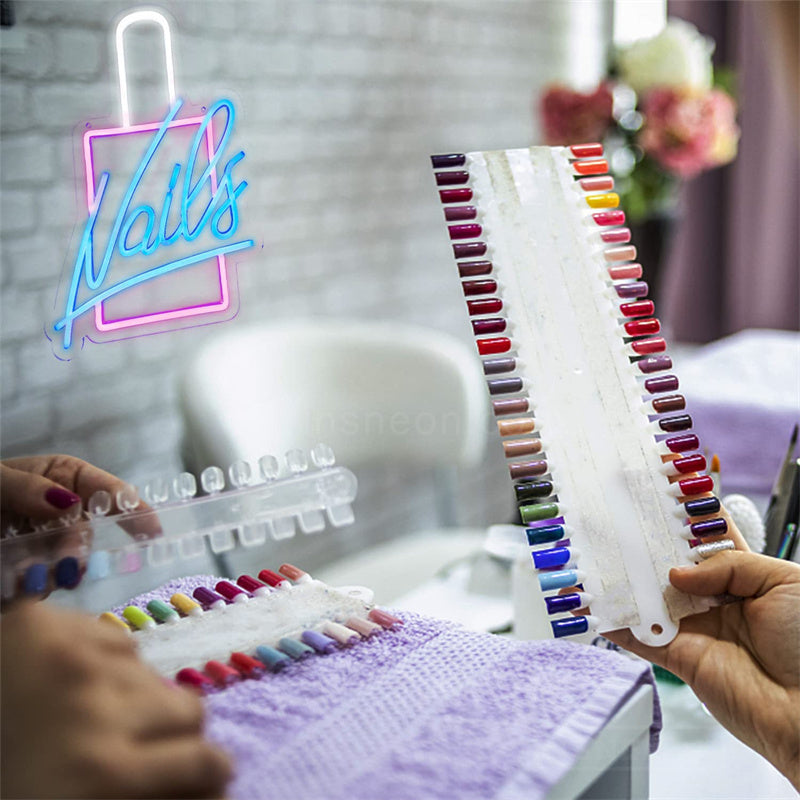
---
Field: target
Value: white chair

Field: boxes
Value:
[178,320,490,525]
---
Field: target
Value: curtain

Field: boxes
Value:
[662,0,799,342]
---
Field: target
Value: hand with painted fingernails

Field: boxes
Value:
[1,601,232,799]
[1,455,163,600]
[606,540,800,790]
[0,454,136,531]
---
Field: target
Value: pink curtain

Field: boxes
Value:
[662,1,799,342]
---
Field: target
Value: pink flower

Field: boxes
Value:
[704,89,739,166]
[638,88,739,178]
[540,84,614,147]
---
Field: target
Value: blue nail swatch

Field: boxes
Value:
[23,563,48,595]
[551,616,589,638]
[278,637,314,659]
[86,550,111,580]
[545,593,583,615]
[526,525,565,546]
[54,556,81,589]
[532,547,571,570]
[256,645,290,671]
[538,569,580,591]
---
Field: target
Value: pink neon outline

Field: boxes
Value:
[82,114,230,332]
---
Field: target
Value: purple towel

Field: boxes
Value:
[127,577,660,800]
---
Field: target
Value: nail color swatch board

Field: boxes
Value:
[121,574,660,800]
[433,145,730,646]
[106,566,395,682]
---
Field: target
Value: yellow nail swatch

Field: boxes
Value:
[99,612,131,632]
[170,592,203,617]
[585,192,619,209]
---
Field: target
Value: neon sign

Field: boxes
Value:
[50,10,253,355]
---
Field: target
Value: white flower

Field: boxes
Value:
[617,18,715,95]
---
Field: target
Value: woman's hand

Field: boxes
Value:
[1,455,161,599]
[1,602,232,798]
[1,454,134,531]
[607,551,800,789]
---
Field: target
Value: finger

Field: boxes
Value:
[138,686,205,739]
[51,523,94,590]
[0,463,81,524]
[670,550,800,599]
[688,501,750,552]
[31,454,131,506]
[113,666,205,738]
[116,506,163,541]
[603,627,671,669]
[39,455,162,540]
[88,616,139,653]
[720,503,750,552]
[123,738,233,799]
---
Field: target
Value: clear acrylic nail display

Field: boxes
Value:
[1,444,357,601]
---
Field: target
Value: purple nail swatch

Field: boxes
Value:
[448,223,482,240]
[472,318,507,335]
[483,357,516,375]
[301,630,337,654]
[458,260,492,277]
[431,153,466,168]
[658,414,693,432]
[643,374,679,393]
[690,518,728,537]
[453,242,487,258]
[615,281,649,299]
[435,170,469,186]
[193,586,228,608]
[637,355,673,374]
[445,206,477,222]
[487,377,523,395]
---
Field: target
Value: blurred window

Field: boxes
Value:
[613,0,666,46]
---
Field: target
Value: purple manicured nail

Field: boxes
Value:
[45,487,81,509]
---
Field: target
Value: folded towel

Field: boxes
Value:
[125,576,660,800]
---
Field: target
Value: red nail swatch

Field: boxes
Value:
[477,337,512,356]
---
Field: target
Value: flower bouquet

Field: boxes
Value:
[540,19,739,224]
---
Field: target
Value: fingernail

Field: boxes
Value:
[45,487,81,510]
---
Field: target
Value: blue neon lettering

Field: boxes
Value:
[158,163,183,247]
[54,98,253,350]
[119,205,157,257]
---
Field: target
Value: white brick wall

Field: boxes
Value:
[1,0,610,560]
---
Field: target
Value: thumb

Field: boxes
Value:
[0,464,82,524]
[670,551,800,599]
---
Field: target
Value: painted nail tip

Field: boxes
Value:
[45,486,81,509]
